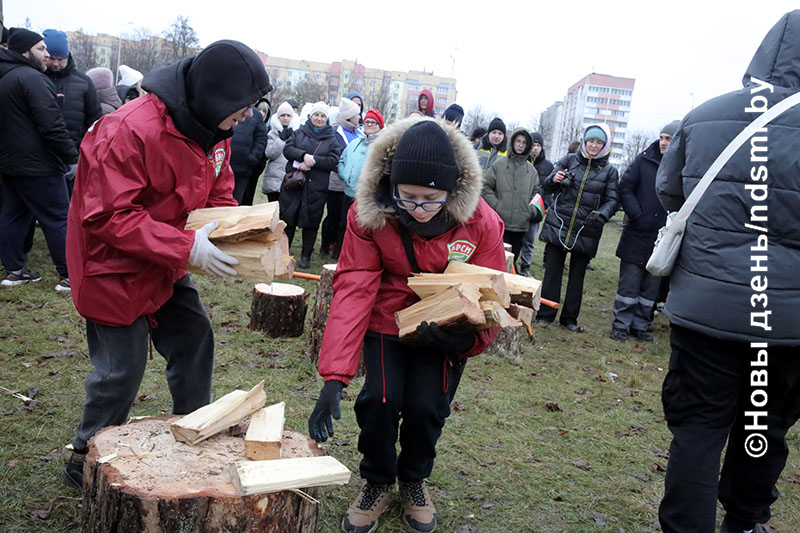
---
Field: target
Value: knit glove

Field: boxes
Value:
[188,221,239,277]
[278,127,293,141]
[415,321,476,354]
[308,380,343,442]
[584,210,607,230]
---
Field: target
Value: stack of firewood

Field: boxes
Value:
[170,381,350,496]
[185,202,295,283]
[395,261,542,338]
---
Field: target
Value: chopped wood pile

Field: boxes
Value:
[185,202,295,283]
[395,261,542,339]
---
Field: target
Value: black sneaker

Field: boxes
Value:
[62,450,87,489]
[297,256,311,269]
[1,268,42,286]
[631,329,654,342]
[562,323,581,333]
[55,278,71,292]
[720,517,765,533]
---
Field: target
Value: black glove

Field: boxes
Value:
[584,210,607,229]
[415,321,476,354]
[278,127,293,141]
[529,207,544,224]
[308,380,343,442]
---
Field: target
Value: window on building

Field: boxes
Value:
[436,87,448,94]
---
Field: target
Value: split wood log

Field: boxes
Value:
[505,251,515,273]
[245,402,286,461]
[186,202,280,242]
[396,283,484,338]
[250,283,308,338]
[444,261,542,311]
[229,456,351,497]
[406,273,510,307]
[188,240,292,283]
[479,301,523,329]
[507,304,534,329]
[82,415,323,533]
[171,381,266,445]
[308,264,337,364]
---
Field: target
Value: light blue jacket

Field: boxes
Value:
[337,134,376,197]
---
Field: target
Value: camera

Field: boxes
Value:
[561,170,575,188]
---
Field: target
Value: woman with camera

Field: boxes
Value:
[536,123,619,331]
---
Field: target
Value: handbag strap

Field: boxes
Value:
[398,224,421,274]
[673,90,800,227]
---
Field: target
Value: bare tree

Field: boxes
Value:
[462,104,490,138]
[22,17,33,30]
[69,29,98,71]
[527,116,540,133]
[121,28,163,76]
[621,129,656,173]
[372,77,398,123]
[291,79,328,110]
[162,15,199,62]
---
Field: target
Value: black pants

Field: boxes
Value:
[503,230,525,266]
[355,332,465,484]
[321,190,344,254]
[266,192,280,204]
[536,243,590,325]
[659,325,800,532]
[337,194,355,256]
[611,260,660,333]
[285,226,318,259]
[72,276,214,450]
[0,174,69,278]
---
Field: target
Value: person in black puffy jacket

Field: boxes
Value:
[229,107,268,205]
[536,123,618,331]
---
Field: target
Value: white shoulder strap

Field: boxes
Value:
[674,90,800,225]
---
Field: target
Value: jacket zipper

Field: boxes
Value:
[564,164,592,247]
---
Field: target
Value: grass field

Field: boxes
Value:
[1,209,798,532]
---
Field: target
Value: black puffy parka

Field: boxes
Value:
[280,119,341,229]
[45,55,102,150]
[530,132,555,207]
[656,10,800,346]
[229,108,268,176]
[539,123,618,258]
[0,48,77,176]
[615,139,667,265]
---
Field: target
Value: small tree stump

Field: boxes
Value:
[250,283,308,337]
[486,326,532,356]
[82,416,322,533]
[309,264,337,364]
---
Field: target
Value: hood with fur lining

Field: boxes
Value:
[355,117,484,231]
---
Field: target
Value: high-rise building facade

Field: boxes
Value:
[551,73,635,166]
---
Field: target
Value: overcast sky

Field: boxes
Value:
[5,1,798,136]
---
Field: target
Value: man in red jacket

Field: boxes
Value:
[308,119,506,533]
[62,40,271,488]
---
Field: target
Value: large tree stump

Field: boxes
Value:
[308,264,337,364]
[486,326,533,356]
[250,283,308,337]
[82,416,323,533]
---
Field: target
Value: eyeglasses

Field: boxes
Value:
[364,119,380,126]
[393,187,447,212]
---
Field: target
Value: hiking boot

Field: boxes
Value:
[399,481,437,533]
[610,328,629,341]
[518,265,533,278]
[631,329,654,342]
[55,278,71,292]
[62,450,87,489]
[720,516,765,533]
[1,268,42,286]
[341,482,393,533]
[297,256,311,269]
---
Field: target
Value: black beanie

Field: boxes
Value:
[531,132,544,146]
[391,121,459,192]
[185,40,272,131]
[8,28,43,54]
[442,104,464,126]
[488,117,506,134]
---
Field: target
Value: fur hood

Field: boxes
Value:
[355,117,484,231]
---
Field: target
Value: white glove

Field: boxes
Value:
[188,221,239,277]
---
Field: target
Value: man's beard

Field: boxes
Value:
[25,54,47,72]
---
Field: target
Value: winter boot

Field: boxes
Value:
[62,449,87,488]
[341,482,393,533]
[399,480,437,532]
[297,256,311,269]
[518,264,533,278]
